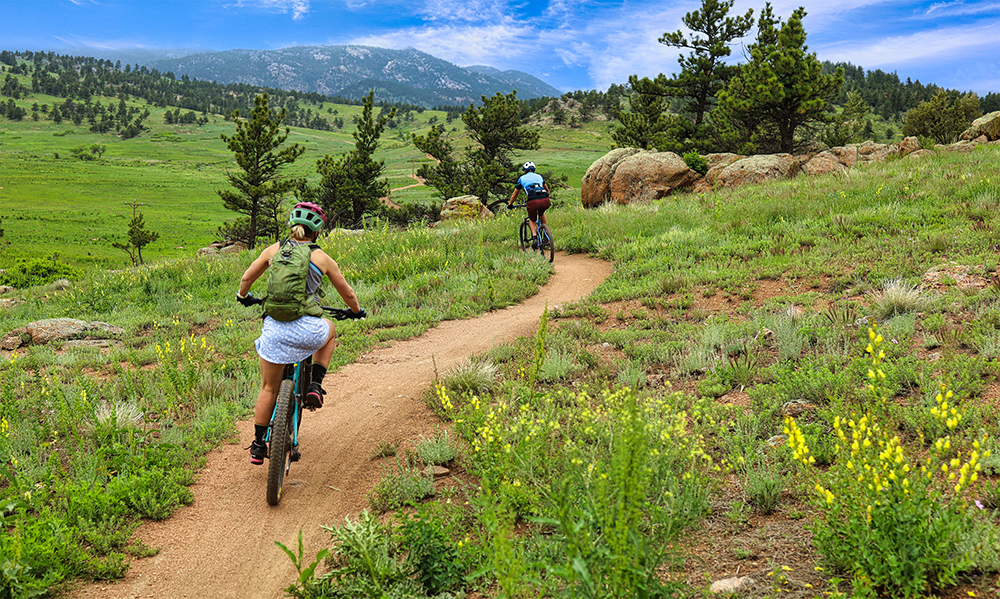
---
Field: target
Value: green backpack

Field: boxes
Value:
[263,240,325,322]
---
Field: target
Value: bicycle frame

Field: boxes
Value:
[265,360,306,458]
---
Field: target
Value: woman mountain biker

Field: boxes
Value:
[236,202,364,465]
[507,161,550,247]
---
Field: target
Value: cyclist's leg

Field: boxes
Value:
[255,358,284,426]
[526,201,540,237]
[306,319,337,407]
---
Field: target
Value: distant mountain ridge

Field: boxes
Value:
[148,45,561,107]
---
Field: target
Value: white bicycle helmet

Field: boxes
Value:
[522,161,536,172]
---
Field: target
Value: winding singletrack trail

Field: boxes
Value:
[68,252,612,599]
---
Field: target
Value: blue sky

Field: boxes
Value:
[2,0,998,95]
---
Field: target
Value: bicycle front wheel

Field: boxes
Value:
[539,223,554,263]
[266,379,295,506]
[519,219,532,252]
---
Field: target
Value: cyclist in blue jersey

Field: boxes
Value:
[507,161,550,248]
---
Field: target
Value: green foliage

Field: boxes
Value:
[366,457,434,513]
[715,4,844,153]
[217,92,305,248]
[682,150,708,175]
[276,529,329,599]
[399,507,466,595]
[416,91,539,205]
[318,511,422,597]
[785,338,992,598]
[441,358,497,396]
[315,90,396,228]
[902,90,981,145]
[0,253,82,288]
[111,209,160,266]
[415,427,459,466]
[658,0,754,128]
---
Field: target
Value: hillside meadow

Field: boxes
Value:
[0,80,611,269]
[2,79,1000,597]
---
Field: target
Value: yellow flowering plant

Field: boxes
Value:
[785,328,991,597]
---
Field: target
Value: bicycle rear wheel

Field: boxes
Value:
[266,379,295,506]
[519,219,532,252]
[539,223,554,263]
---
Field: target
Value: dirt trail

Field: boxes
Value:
[69,252,612,599]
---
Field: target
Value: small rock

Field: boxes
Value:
[709,576,755,594]
[427,465,451,478]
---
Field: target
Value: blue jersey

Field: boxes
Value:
[516,172,549,200]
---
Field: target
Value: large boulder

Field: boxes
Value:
[608,151,700,204]
[712,153,798,189]
[2,318,125,348]
[961,111,1000,141]
[440,195,492,220]
[692,153,744,192]
[801,150,847,176]
[580,148,642,208]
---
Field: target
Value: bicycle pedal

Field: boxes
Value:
[291,450,301,462]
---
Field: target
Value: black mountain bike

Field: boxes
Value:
[243,299,363,505]
[510,203,554,263]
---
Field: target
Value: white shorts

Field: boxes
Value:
[254,316,330,364]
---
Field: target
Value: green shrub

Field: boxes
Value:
[415,428,458,465]
[399,507,466,595]
[683,151,708,175]
[0,255,82,288]
[367,458,434,513]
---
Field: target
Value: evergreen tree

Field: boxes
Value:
[611,75,690,150]
[315,91,396,228]
[902,90,981,144]
[715,4,843,153]
[217,93,304,249]
[659,0,754,126]
[112,211,160,266]
[461,91,539,204]
[415,91,538,206]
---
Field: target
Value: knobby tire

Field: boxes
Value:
[518,219,532,252]
[539,223,555,263]
[266,379,295,506]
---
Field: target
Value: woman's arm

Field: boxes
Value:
[313,250,361,312]
[238,242,279,296]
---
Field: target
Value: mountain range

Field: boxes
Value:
[148,45,561,107]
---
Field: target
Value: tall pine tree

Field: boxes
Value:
[715,4,843,153]
[217,93,304,249]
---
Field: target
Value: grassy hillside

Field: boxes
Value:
[0,68,612,269]
[2,68,1000,598]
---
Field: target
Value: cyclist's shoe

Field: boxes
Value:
[249,440,267,465]
[530,236,538,249]
[304,383,325,410]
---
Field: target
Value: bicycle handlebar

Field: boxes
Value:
[238,295,365,320]
[322,306,367,320]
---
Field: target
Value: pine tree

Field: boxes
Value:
[315,91,395,228]
[217,93,304,249]
[715,3,843,153]
[659,0,754,127]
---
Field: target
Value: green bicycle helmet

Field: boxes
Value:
[288,202,327,232]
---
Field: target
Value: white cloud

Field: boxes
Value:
[920,1,1000,18]
[818,22,1000,67]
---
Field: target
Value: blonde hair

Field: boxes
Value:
[290,224,318,241]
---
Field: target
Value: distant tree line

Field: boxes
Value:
[0,50,387,134]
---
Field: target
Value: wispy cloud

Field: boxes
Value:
[919,1,1000,18]
[235,0,311,20]
[819,22,999,66]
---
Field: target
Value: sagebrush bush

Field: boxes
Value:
[442,359,497,395]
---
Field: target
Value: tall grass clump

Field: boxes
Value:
[870,278,932,321]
